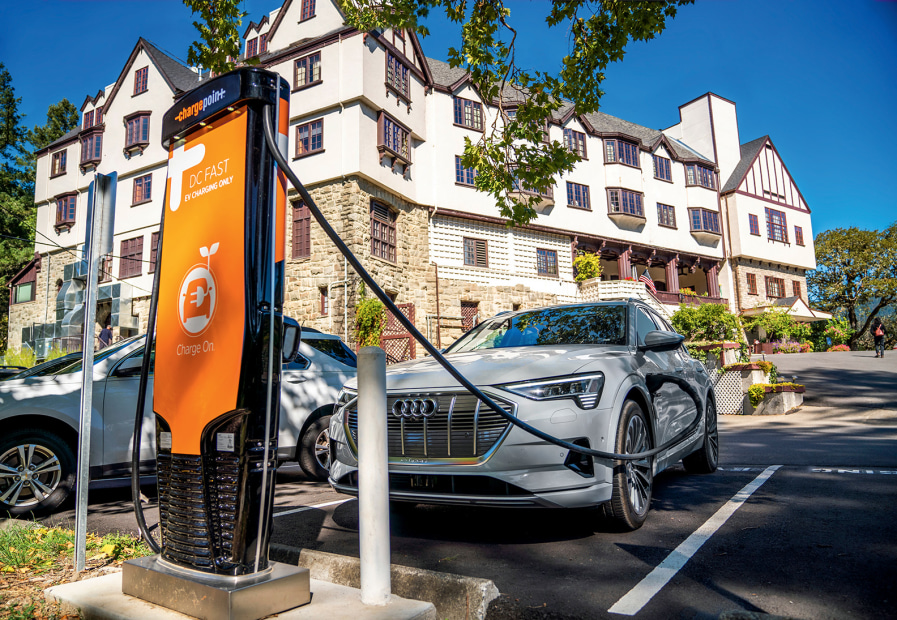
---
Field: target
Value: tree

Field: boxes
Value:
[184,0,248,76]
[808,225,897,349]
[183,0,692,225]
[0,62,27,200]
[17,98,78,196]
[670,303,742,343]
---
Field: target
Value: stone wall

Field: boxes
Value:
[6,250,67,352]
[733,259,807,311]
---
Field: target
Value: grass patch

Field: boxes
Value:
[0,521,153,618]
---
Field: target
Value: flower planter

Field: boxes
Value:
[692,341,741,369]
[741,384,805,415]
[722,363,771,392]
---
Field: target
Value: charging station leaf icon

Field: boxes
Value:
[200,246,209,258]
[209,242,219,256]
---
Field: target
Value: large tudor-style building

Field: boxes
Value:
[7,0,822,360]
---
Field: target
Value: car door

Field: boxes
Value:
[635,307,690,447]
[649,310,698,444]
[101,346,156,476]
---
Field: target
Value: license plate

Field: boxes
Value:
[410,475,438,489]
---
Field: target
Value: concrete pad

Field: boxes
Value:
[271,545,500,620]
[45,571,437,620]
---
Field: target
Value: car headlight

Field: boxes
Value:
[336,388,357,409]
[499,373,604,410]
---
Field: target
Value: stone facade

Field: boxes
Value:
[731,258,807,311]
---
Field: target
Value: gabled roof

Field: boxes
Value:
[721,135,767,193]
[80,89,105,111]
[38,128,80,155]
[103,38,198,113]
[742,296,833,322]
[426,57,467,89]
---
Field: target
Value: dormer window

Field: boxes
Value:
[95,108,103,125]
[247,37,258,58]
[51,150,67,177]
[652,155,672,181]
[604,138,639,168]
[260,33,268,54]
[685,164,716,189]
[300,0,315,21]
[83,110,94,130]
[563,129,587,158]
[133,67,148,95]
[386,52,410,101]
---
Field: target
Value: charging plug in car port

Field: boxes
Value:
[564,438,594,477]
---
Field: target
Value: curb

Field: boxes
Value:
[271,544,499,620]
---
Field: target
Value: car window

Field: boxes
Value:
[8,355,80,378]
[111,347,155,377]
[447,305,628,352]
[303,338,357,368]
[57,338,141,374]
[636,308,659,346]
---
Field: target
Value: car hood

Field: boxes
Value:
[344,346,631,391]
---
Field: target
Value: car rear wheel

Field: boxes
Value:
[682,399,719,474]
[603,400,653,531]
[0,429,75,517]
[299,415,332,481]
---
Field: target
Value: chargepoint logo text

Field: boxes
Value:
[168,143,206,212]
[174,88,227,123]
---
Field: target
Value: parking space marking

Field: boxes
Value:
[273,498,356,518]
[608,465,781,616]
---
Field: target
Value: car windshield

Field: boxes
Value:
[9,355,81,379]
[56,338,141,374]
[305,337,357,368]
[447,304,628,352]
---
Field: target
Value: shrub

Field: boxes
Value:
[355,285,385,348]
[772,340,801,354]
[743,308,810,343]
[573,252,602,282]
[748,382,806,407]
[1,347,36,368]
[800,341,813,353]
[672,303,743,343]
[827,344,851,352]
[679,288,697,296]
[823,317,853,346]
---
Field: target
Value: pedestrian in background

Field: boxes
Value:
[872,318,886,358]
[98,322,112,349]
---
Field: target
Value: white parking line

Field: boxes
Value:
[608,464,781,616]
[273,498,356,518]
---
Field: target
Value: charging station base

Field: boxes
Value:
[122,555,310,620]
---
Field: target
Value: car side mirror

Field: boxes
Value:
[639,330,685,352]
[283,322,301,362]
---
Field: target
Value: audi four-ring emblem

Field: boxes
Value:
[391,397,439,418]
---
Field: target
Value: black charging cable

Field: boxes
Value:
[130,208,165,554]
[260,105,707,462]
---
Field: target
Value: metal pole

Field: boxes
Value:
[357,346,390,605]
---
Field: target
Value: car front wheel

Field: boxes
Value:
[0,429,75,517]
[603,400,653,531]
[299,415,332,481]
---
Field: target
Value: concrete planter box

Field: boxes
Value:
[741,385,805,415]
[722,363,771,392]
[693,342,742,371]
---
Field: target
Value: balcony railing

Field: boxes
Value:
[654,290,728,307]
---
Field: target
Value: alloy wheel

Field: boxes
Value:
[314,427,331,472]
[0,443,63,508]
[623,415,652,515]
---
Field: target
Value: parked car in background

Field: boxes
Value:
[0,328,355,516]
[329,300,718,531]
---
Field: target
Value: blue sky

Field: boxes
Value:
[2,0,895,236]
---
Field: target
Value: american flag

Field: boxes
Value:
[639,269,657,295]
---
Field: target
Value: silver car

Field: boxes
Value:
[0,330,355,516]
[329,300,718,530]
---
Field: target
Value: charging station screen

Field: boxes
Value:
[155,109,248,455]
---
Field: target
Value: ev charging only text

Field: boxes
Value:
[182,158,232,204]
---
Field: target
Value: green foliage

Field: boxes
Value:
[808,224,897,348]
[823,317,853,346]
[573,252,602,282]
[341,0,692,226]
[184,0,248,75]
[671,303,742,342]
[827,344,851,352]
[748,382,804,408]
[1,347,36,368]
[45,345,68,362]
[743,308,809,343]
[355,284,385,347]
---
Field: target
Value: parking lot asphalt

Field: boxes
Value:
[30,352,897,619]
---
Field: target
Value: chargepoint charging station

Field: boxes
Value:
[122,68,310,620]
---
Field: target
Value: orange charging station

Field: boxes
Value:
[122,68,310,619]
